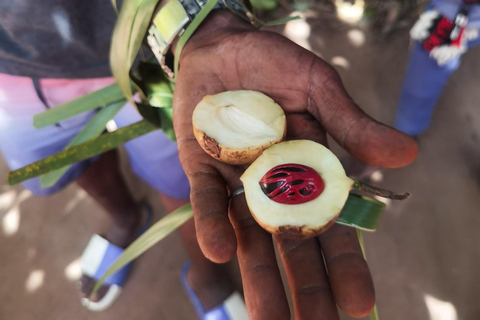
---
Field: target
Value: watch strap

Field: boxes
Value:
[147,0,252,78]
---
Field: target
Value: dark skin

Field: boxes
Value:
[173,11,418,319]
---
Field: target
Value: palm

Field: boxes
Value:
[173,11,417,319]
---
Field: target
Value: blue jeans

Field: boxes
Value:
[394,36,480,136]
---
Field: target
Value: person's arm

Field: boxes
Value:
[173,10,417,319]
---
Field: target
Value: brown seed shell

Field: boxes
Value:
[247,204,341,239]
[193,126,286,165]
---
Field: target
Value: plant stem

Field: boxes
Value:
[353,180,410,200]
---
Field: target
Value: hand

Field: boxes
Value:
[173,11,417,319]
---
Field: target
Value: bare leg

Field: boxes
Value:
[76,150,144,300]
[161,194,235,311]
[77,150,233,309]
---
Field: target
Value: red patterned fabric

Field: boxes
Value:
[423,16,457,51]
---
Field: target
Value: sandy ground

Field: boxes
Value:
[1,8,480,320]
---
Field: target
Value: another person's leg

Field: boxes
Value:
[164,195,235,311]
[394,42,461,136]
[115,104,235,313]
[77,150,143,249]
[345,40,461,178]
[75,149,151,303]
[0,74,146,302]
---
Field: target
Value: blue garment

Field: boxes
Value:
[394,27,480,136]
[432,0,480,28]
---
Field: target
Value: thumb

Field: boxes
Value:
[307,60,418,168]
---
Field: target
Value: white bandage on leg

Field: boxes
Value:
[430,45,466,65]
[410,10,440,41]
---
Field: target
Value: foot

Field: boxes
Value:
[77,203,148,303]
[186,262,235,312]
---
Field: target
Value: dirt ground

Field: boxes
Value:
[1,7,479,320]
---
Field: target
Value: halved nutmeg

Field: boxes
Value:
[240,140,354,239]
[192,90,286,165]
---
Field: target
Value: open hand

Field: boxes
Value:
[173,10,417,319]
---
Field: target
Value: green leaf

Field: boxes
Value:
[141,65,175,109]
[356,229,380,320]
[250,0,277,11]
[111,0,119,14]
[40,100,126,188]
[90,203,193,297]
[264,16,301,26]
[128,1,159,61]
[133,63,175,133]
[292,2,313,12]
[8,120,158,186]
[110,0,160,104]
[370,305,380,320]
[136,103,162,127]
[149,91,173,108]
[174,0,220,79]
[33,84,125,128]
[158,106,175,141]
[336,193,386,231]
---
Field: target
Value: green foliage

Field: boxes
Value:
[8,120,158,186]
[133,63,176,139]
[356,229,380,320]
[110,0,161,104]
[40,100,126,187]
[263,16,300,26]
[9,0,178,187]
[292,1,313,12]
[158,106,176,141]
[250,0,278,11]
[111,0,119,14]
[337,193,386,231]
[33,83,125,128]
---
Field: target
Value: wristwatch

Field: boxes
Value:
[147,0,252,79]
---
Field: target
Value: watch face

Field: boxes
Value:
[183,0,202,16]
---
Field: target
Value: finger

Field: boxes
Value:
[318,224,375,318]
[285,113,327,145]
[286,114,373,317]
[174,68,237,263]
[199,29,416,168]
[188,158,237,263]
[229,195,290,320]
[275,236,340,320]
[307,59,418,168]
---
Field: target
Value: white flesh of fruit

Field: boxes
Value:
[193,91,286,149]
[240,140,354,236]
